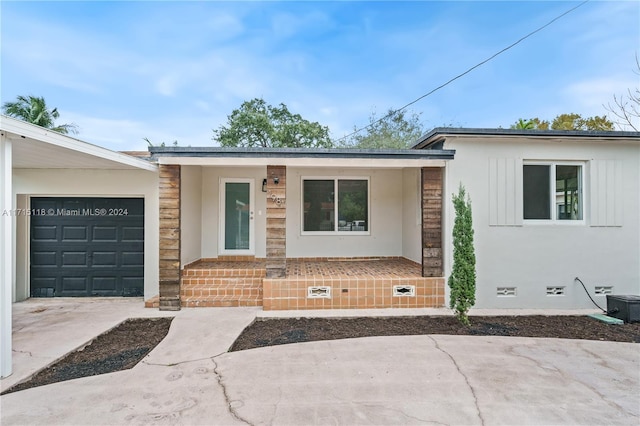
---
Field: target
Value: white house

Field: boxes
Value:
[2,116,638,379]
[414,128,640,309]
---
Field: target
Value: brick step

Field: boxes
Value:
[180,274,263,308]
[181,277,264,286]
[182,268,266,278]
[180,285,263,298]
[181,296,262,308]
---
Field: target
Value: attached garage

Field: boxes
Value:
[3,116,159,378]
[30,197,145,297]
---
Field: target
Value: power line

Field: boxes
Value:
[336,0,591,143]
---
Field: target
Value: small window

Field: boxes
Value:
[523,163,583,221]
[303,178,369,233]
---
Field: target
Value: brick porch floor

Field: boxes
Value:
[187,256,423,277]
[164,257,444,310]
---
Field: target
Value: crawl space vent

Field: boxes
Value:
[393,285,415,297]
[307,286,331,299]
[546,287,565,296]
[497,287,516,297]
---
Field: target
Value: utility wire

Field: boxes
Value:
[336,0,591,143]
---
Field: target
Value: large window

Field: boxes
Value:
[523,163,583,221]
[303,178,369,233]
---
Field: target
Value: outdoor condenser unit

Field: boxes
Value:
[606,295,640,323]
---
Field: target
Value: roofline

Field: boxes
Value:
[412,127,640,149]
[149,146,455,160]
[0,115,158,172]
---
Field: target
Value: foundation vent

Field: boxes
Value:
[546,286,565,296]
[307,286,331,299]
[497,287,517,297]
[393,285,415,297]
[595,286,613,295]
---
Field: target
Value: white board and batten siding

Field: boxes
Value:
[443,136,639,309]
[589,159,623,227]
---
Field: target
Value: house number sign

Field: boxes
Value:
[267,190,285,207]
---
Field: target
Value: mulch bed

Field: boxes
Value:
[1,317,173,395]
[229,315,640,351]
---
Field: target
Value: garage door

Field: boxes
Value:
[30,197,144,297]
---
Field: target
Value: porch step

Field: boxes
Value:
[180,276,263,308]
[182,268,266,278]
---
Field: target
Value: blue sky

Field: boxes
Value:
[1,1,638,151]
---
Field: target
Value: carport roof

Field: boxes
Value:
[1,116,157,171]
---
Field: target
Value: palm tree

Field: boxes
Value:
[2,95,78,134]
[511,118,535,130]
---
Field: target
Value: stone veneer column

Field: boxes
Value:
[421,167,443,277]
[266,165,286,278]
[159,164,181,310]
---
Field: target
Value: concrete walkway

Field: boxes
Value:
[1,299,638,425]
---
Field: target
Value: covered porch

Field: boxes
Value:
[148,146,454,311]
[173,256,444,309]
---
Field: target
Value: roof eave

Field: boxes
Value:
[1,115,158,171]
[149,146,455,160]
[412,127,640,150]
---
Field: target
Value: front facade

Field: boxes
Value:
[3,119,638,314]
[416,128,640,309]
[149,148,454,310]
[3,117,639,377]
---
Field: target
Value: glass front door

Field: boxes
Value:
[220,179,254,254]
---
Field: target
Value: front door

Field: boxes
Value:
[220,179,254,255]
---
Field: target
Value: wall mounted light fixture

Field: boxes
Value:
[273,177,279,185]
[262,178,268,192]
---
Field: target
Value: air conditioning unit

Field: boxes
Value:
[606,295,640,323]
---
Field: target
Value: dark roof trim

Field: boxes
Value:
[149,146,455,160]
[413,127,640,150]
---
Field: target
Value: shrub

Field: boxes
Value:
[448,184,476,326]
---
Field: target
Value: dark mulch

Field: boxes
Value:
[2,317,173,395]
[229,315,640,351]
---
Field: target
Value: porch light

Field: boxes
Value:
[262,178,268,192]
[273,177,279,185]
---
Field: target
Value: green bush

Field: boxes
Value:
[448,184,476,326]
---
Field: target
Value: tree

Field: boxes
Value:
[448,184,476,326]
[510,117,549,130]
[551,113,614,131]
[213,98,333,148]
[605,55,639,131]
[341,108,425,149]
[509,114,613,131]
[511,118,535,130]
[2,95,78,134]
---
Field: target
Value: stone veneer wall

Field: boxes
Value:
[159,164,181,310]
[421,167,443,277]
[266,165,286,278]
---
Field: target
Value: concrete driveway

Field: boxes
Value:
[1,299,638,425]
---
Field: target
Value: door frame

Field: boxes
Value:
[218,178,255,256]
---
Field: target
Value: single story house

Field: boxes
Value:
[2,115,639,378]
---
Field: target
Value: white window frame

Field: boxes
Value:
[300,176,371,235]
[523,161,585,225]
